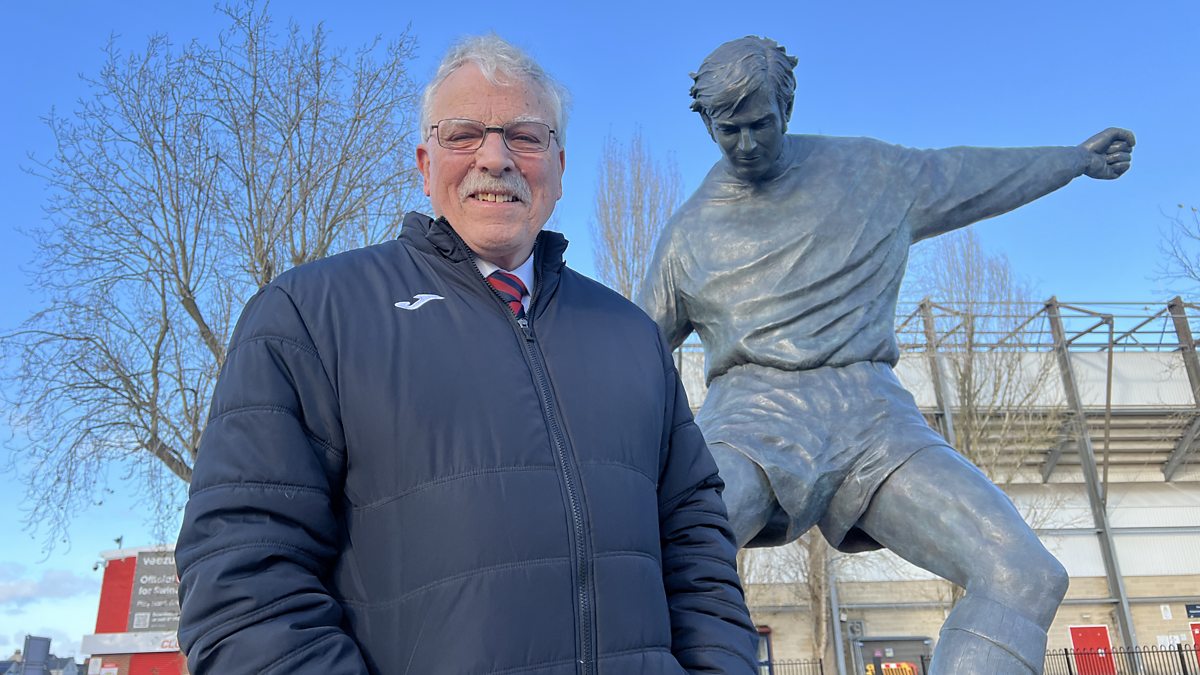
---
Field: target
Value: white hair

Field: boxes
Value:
[420,35,571,147]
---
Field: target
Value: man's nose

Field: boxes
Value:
[738,128,757,153]
[476,129,515,174]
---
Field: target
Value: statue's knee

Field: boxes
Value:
[1040,553,1070,602]
[1017,545,1068,601]
[979,543,1068,609]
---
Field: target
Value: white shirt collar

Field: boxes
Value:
[474,252,535,310]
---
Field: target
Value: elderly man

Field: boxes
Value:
[639,36,1134,674]
[176,36,757,675]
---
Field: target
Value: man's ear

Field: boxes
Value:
[552,147,566,202]
[416,144,432,196]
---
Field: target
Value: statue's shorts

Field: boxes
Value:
[695,361,949,552]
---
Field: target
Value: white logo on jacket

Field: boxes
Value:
[394,294,445,310]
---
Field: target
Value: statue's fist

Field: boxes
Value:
[1080,127,1135,180]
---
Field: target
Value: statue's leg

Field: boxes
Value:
[855,446,1068,675]
[708,441,775,548]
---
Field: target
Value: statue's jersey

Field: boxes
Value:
[640,135,1089,382]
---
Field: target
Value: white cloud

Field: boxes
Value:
[0,563,103,658]
[0,566,98,607]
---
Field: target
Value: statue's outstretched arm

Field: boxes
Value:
[908,129,1132,242]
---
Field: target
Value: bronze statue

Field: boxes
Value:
[638,36,1133,675]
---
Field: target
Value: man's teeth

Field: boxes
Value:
[474,193,517,203]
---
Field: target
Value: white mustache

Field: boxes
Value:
[459,172,532,204]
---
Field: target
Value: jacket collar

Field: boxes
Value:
[400,211,568,277]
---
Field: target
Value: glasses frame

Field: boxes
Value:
[428,118,557,154]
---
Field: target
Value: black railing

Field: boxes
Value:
[1043,644,1200,675]
[765,645,1200,675]
[762,658,825,675]
[912,645,1200,675]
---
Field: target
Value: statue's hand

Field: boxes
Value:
[1080,127,1135,179]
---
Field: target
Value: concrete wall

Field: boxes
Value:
[748,573,1200,662]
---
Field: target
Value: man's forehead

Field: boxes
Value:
[431,66,551,119]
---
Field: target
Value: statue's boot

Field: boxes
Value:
[928,594,1048,675]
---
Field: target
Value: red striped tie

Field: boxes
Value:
[486,270,527,319]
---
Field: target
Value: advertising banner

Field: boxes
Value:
[127,550,180,633]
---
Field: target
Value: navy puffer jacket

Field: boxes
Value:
[176,213,758,674]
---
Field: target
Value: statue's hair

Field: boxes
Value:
[420,34,571,147]
[689,36,798,126]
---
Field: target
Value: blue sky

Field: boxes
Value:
[2,0,1197,659]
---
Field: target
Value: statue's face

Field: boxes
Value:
[705,88,786,183]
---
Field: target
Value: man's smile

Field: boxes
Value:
[470,192,520,203]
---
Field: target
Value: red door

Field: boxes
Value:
[1070,625,1116,675]
[1191,623,1200,670]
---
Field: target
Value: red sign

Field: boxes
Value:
[1070,625,1116,675]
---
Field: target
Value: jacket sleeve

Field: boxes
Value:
[175,285,367,674]
[906,144,1092,242]
[655,336,759,674]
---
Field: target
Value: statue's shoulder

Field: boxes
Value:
[653,179,724,259]
[667,162,728,218]
[786,135,919,180]
[798,133,902,155]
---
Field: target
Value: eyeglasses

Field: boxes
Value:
[429,118,556,153]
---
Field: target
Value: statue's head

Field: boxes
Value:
[690,36,797,183]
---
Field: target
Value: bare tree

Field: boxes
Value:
[590,129,682,299]
[742,534,837,661]
[909,230,1064,488]
[1160,204,1200,292]
[2,1,421,547]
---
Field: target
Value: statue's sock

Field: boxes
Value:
[929,594,1047,675]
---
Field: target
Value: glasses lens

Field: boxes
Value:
[503,122,551,152]
[437,119,486,150]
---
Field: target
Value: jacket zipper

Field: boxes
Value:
[447,227,594,674]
